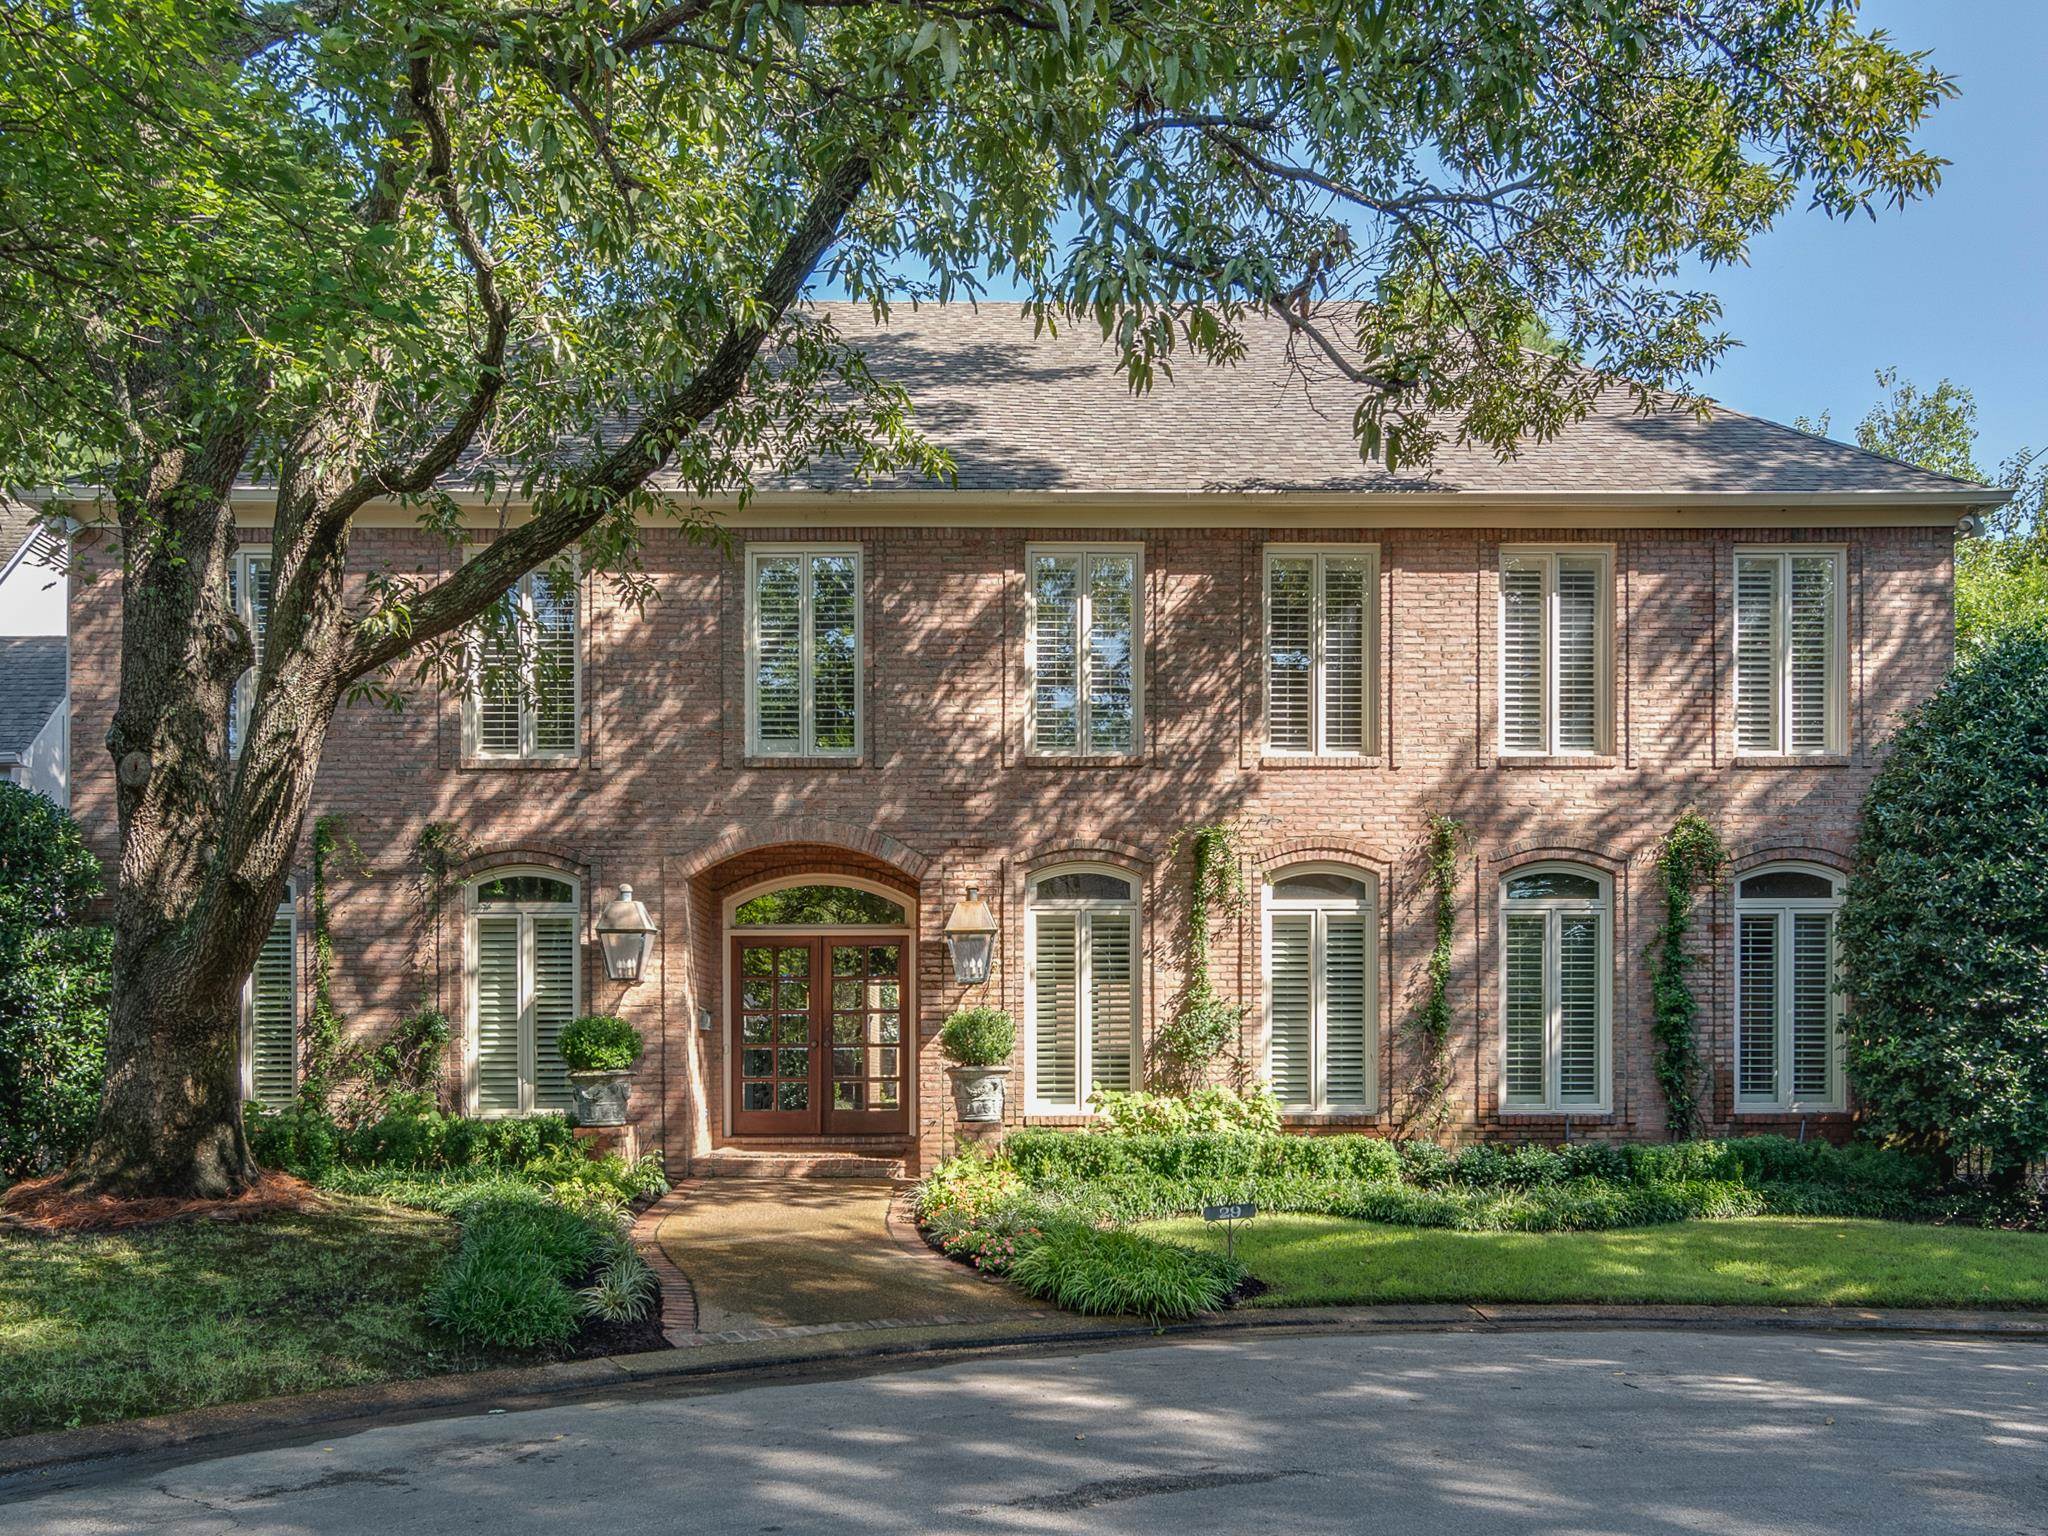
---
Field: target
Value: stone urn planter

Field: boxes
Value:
[568,1069,633,1127]
[939,1006,1017,1125]
[947,1064,1008,1124]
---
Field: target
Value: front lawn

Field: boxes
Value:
[0,1195,498,1438]
[1145,1215,2048,1310]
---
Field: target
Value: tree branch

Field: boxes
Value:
[340,145,879,682]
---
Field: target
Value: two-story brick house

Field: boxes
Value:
[66,305,2000,1177]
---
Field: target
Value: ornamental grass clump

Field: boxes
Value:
[1007,1225,1246,1322]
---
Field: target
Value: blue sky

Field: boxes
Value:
[1692,1,2045,470]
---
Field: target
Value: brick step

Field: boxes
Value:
[694,1148,909,1180]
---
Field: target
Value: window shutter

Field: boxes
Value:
[1086,554,1137,754]
[752,555,804,753]
[247,907,297,1108]
[230,553,274,757]
[1031,555,1080,753]
[474,589,524,755]
[1266,557,1314,752]
[530,572,578,755]
[1554,557,1600,752]
[1790,912,1833,1100]
[1087,911,1135,1093]
[1322,558,1370,753]
[1735,557,1779,753]
[1556,913,1601,1104]
[1503,911,1546,1101]
[1500,559,1545,752]
[1032,912,1078,1106]
[1323,913,1370,1107]
[1788,557,1835,753]
[809,554,859,753]
[1268,913,1313,1106]
[531,914,578,1112]
[246,554,274,668]
[1738,911,1779,1102]
[474,915,523,1113]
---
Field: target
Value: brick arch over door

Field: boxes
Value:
[679,819,933,881]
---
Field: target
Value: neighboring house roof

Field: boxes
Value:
[0,497,64,578]
[739,304,1990,500]
[0,636,66,758]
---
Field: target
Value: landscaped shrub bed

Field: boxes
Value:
[918,1127,1963,1318]
[246,1099,669,1354]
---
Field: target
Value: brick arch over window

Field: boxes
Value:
[1730,843,1851,880]
[1489,842,1628,879]
[701,842,920,905]
[679,819,932,881]
[449,845,588,885]
[1018,837,1155,877]
[1254,838,1395,881]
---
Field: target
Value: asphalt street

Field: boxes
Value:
[6,1328,2046,1534]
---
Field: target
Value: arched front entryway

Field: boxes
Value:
[724,874,917,1137]
[684,843,925,1155]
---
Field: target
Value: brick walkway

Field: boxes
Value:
[630,1178,1044,1348]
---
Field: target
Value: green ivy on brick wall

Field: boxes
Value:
[1154,820,1251,1091]
[1650,808,1730,1141]
[1403,814,1466,1136]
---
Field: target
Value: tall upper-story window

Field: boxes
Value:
[1734,548,1846,755]
[747,546,861,758]
[1499,548,1611,755]
[1026,866,1138,1110]
[1736,865,1845,1112]
[228,546,272,756]
[1264,866,1376,1112]
[240,886,297,1109]
[1265,547,1378,756]
[468,870,579,1116]
[469,568,579,760]
[1500,865,1610,1112]
[1028,545,1140,756]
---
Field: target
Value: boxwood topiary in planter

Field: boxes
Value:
[940,1006,1015,1122]
[559,1014,643,1125]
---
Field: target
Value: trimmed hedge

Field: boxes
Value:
[247,1100,579,1178]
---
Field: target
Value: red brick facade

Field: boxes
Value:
[67,518,1956,1175]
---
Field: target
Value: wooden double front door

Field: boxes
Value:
[730,934,910,1135]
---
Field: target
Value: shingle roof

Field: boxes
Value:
[0,636,65,757]
[0,498,44,564]
[735,303,1988,500]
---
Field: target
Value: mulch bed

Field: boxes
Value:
[0,1171,329,1236]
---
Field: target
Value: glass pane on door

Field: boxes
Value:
[739,944,814,1112]
[830,943,903,1113]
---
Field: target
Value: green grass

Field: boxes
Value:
[0,1196,505,1437]
[1144,1215,2048,1310]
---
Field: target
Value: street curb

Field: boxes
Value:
[5,1302,2045,1485]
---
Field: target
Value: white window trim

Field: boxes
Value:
[464,565,582,761]
[239,886,297,1105]
[1262,545,1381,757]
[1024,542,1145,757]
[1734,862,1847,1113]
[464,868,582,1118]
[1023,863,1141,1113]
[1731,545,1849,756]
[744,544,865,759]
[1262,863,1379,1112]
[229,545,271,757]
[1498,862,1613,1114]
[1497,545,1614,756]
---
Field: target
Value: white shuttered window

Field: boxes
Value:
[1028,546,1140,756]
[1264,548,1378,755]
[747,547,862,757]
[228,547,273,758]
[1026,868,1139,1110]
[1265,868,1377,1112]
[1733,549,1845,755]
[241,893,297,1108]
[1498,549,1610,755]
[470,568,580,760]
[1500,866,1610,1112]
[1734,866,1844,1110]
[469,872,580,1116]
